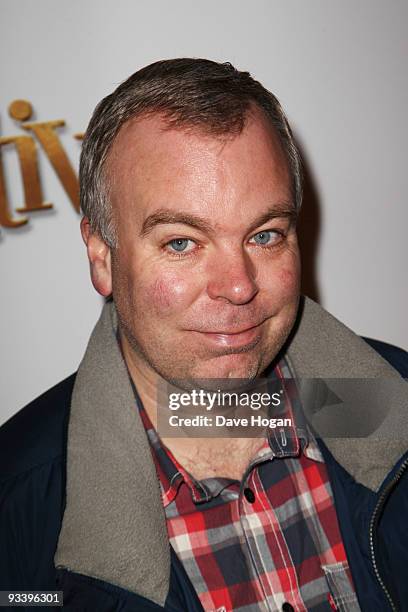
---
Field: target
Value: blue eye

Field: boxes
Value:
[167,238,194,253]
[251,230,279,245]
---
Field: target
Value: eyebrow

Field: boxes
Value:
[247,203,298,233]
[140,202,297,237]
[141,210,214,237]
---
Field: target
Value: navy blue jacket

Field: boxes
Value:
[1,339,407,611]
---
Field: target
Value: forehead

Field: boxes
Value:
[106,109,292,227]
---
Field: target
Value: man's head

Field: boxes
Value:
[80,58,302,384]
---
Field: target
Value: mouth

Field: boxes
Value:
[193,322,264,349]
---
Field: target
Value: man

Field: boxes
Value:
[1,58,407,612]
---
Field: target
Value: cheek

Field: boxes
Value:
[145,274,197,316]
[278,266,300,295]
[262,257,300,307]
[278,247,301,296]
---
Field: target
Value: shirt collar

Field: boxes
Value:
[272,360,323,463]
[133,358,323,506]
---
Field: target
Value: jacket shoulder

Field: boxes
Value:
[362,337,408,378]
[0,373,76,482]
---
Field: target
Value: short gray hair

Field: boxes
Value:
[80,58,303,248]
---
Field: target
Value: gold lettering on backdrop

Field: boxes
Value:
[0,136,29,227]
[0,100,51,227]
[21,120,79,211]
[0,99,82,231]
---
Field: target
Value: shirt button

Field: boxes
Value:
[243,487,255,503]
[281,603,294,612]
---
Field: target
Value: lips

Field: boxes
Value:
[201,325,258,335]
[194,322,264,349]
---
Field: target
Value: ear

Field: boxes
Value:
[80,216,112,297]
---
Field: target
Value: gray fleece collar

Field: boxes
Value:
[285,297,408,493]
[54,297,408,605]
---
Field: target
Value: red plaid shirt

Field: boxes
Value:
[136,361,359,612]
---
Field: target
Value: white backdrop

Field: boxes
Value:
[1,0,407,426]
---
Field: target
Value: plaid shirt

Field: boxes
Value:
[135,361,359,612]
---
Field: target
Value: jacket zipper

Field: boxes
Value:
[368,457,408,612]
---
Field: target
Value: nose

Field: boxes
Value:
[206,248,259,305]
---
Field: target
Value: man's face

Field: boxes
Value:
[106,109,300,384]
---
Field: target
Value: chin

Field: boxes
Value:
[191,352,263,381]
[167,359,260,394]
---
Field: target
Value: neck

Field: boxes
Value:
[119,330,265,480]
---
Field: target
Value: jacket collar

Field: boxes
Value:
[54,296,408,604]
